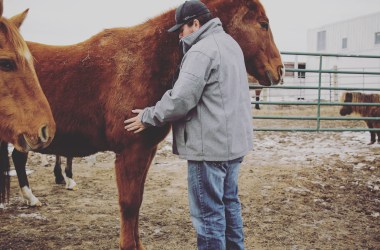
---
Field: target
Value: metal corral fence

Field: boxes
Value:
[250,51,380,132]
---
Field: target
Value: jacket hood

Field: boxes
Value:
[180,18,223,54]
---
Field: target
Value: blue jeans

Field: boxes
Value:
[187,157,245,250]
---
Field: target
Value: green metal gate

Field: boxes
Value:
[251,52,380,132]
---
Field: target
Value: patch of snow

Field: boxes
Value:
[17,213,47,221]
[7,169,33,177]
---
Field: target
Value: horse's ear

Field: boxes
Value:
[0,0,3,18]
[245,0,257,11]
[9,8,29,29]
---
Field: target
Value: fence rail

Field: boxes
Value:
[251,51,380,132]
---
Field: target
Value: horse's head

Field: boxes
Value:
[0,1,56,152]
[206,0,284,86]
[339,92,353,116]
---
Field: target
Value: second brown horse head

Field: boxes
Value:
[205,0,284,86]
[0,0,56,152]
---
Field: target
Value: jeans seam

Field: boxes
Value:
[196,162,210,249]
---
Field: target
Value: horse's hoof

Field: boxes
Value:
[368,141,375,145]
[27,198,42,207]
[20,186,42,207]
[65,177,78,191]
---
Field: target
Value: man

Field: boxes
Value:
[124,1,253,249]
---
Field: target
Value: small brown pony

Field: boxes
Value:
[4,0,283,249]
[0,0,55,204]
[340,91,380,144]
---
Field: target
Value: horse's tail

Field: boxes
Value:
[0,141,11,204]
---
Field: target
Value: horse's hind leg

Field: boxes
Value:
[12,149,42,206]
[64,157,77,190]
[116,146,156,250]
[54,155,65,184]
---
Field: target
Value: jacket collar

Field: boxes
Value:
[180,18,223,55]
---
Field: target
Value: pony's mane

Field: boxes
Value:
[352,92,380,103]
[0,17,31,68]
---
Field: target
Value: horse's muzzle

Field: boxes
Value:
[17,125,53,152]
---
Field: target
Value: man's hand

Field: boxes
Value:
[124,109,146,133]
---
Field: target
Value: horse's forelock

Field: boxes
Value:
[0,18,32,68]
[339,92,347,103]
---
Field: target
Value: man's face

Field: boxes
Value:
[178,20,200,40]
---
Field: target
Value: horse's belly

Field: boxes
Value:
[38,131,106,157]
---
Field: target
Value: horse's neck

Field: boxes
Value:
[126,13,182,91]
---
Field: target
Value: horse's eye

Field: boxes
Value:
[0,59,17,72]
[260,22,269,31]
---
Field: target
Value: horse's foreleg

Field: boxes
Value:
[12,149,41,207]
[64,157,77,190]
[0,141,11,205]
[116,146,156,250]
[366,122,376,145]
[54,155,65,184]
[375,123,380,144]
[255,89,262,110]
[135,148,157,250]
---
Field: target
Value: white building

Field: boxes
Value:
[261,60,307,102]
[305,11,380,101]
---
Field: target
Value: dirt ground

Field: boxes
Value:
[0,106,379,250]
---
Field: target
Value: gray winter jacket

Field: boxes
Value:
[141,18,253,161]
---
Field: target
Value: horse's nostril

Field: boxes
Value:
[39,125,49,143]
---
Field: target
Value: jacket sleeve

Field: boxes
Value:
[141,51,213,127]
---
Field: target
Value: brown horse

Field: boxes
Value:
[340,91,380,144]
[6,0,283,248]
[0,0,55,204]
[0,1,55,151]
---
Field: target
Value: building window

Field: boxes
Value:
[375,32,380,44]
[284,62,294,77]
[342,38,348,49]
[317,30,326,51]
[298,63,306,79]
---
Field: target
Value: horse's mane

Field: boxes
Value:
[341,92,380,116]
[0,17,31,67]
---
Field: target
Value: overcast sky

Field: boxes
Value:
[3,0,380,52]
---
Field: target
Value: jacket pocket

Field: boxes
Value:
[184,128,187,144]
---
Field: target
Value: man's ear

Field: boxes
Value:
[193,19,201,29]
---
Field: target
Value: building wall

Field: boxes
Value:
[305,11,380,101]
[307,12,380,54]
